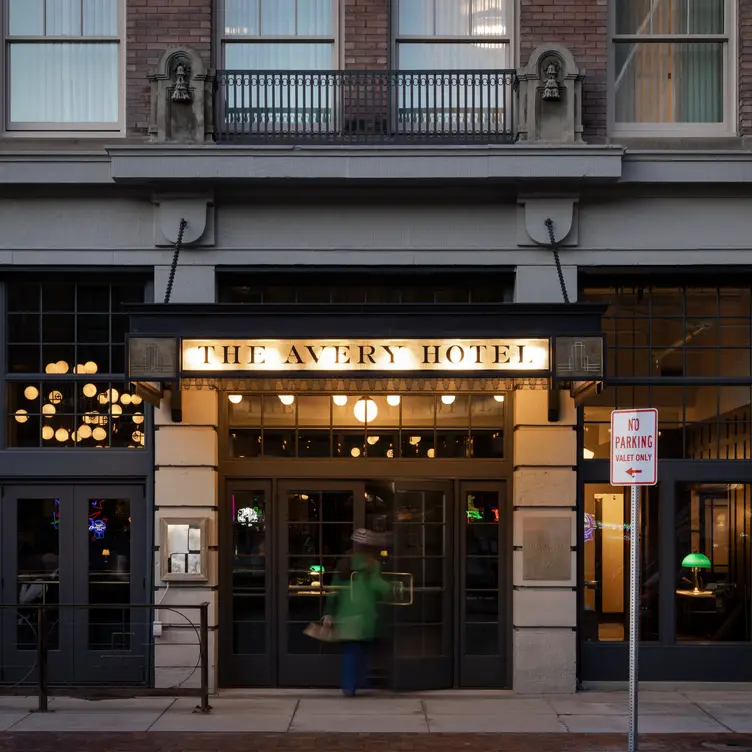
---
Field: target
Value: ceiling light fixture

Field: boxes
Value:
[353,398,378,423]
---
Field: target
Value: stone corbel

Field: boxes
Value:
[517,195,579,247]
[153,193,215,247]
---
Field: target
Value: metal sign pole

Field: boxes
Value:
[628,483,640,752]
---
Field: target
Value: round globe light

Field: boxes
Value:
[353,398,378,424]
[386,395,401,407]
[24,386,39,401]
[441,395,456,405]
[132,412,144,425]
[55,428,69,443]
[278,395,295,406]
[228,394,243,404]
[42,425,55,441]
[83,383,97,398]
[48,390,63,405]
[92,426,107,442]
[42,404,56,416]
[14,409,29,424]
[78,424,93,440]
[493,395,505,403]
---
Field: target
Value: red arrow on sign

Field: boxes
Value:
[626,468,642,477]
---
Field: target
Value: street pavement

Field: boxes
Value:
[1,689,752,750]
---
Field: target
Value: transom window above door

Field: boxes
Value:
[5,0,123,133]
[221,0,337,70]
[611,0,734,135]
[395,0,513,70]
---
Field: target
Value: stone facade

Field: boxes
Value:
[512,390,578,693]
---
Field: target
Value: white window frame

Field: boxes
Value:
[392,0,516,71]
[217,0,340,70]
[1,0,125,137]
[609,0,736,138]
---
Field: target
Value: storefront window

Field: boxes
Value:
[228,393,506,459]
[582,483,659,642]
[675,483,752,642]
[6,279,146,448]
[583,385,752,461]
[583,283,752,380]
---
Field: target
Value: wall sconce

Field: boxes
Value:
[160,518,209,582]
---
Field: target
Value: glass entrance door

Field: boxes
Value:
[365,480,454,691]
[220,483,272,687]
[277,481,364,687]
[459,481,508,687]
[0,485,147,686]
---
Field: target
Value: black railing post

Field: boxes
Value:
[197,602,211,713]
[36,606,49,713]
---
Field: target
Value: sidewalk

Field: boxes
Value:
[2,688,752,734]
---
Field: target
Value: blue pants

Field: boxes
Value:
[341,641,371,696]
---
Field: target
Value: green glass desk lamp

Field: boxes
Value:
[681,552,712,594]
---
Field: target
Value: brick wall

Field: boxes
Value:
[344,0,389,69]
[126,0,213,137]
[519,0,608,140]
[740,1,752,136]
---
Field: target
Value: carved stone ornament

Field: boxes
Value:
[148,46,215,143]
[171,60,193,104]
[542,62,561,101]
[517,44,584,143]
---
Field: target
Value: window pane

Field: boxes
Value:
[471,0,510,36]
[17,498,60,649]
[614,42,723,124]
[399,0,434,35]
[260,0,295,34]
[298,0,333,35]
[398,41,510,69]
[224,42,333,69]
[582,484,659,642]
[435,0,470,35]
[9,0,44,34]
[10,43,119,124]
[225,0,260,35]
[615,0,724,35]
[83,0,118,36]
[88,498,131,650]
[46,0,82,36]
[676,484,752,642]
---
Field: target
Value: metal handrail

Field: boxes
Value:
[0,602,211,714]
[214,68,518,145]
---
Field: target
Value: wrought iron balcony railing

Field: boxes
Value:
[215,69,517,145]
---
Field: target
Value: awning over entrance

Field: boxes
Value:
[125,302,607,398]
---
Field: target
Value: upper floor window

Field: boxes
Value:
[4,0,123,132]
[612,0,733,135]
[220,0,337,69]
[395,0,513,70]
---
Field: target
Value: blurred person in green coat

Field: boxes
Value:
[324,529,390,696]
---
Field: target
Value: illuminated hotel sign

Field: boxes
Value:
[181,339,550,373]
